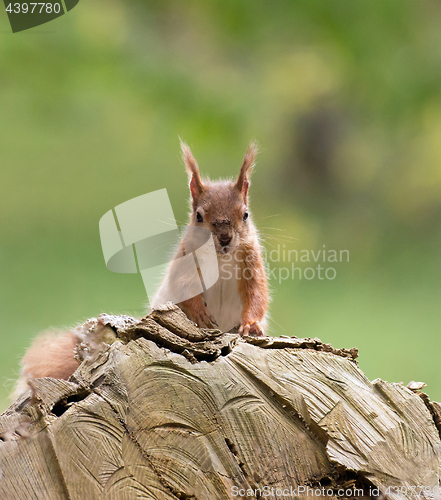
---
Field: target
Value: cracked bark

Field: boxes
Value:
[0,304,440,500]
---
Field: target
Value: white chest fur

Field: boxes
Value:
[202,252,242,332]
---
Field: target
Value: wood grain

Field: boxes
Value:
[1,305,439,499]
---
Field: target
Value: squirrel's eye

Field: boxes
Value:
[243,211,249,221]
[196,212,203,223]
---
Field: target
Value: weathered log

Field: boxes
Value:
[0,305,440,500]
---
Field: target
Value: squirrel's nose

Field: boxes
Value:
[219,234,232,247]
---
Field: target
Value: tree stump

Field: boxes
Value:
[0,305,440,500]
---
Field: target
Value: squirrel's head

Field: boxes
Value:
[181,140,258,255]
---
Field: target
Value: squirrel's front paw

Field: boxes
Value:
[179,296,218,329]
[192,304,217,329]
[239,320,264,337]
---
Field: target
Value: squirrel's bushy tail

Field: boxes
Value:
[12,329,80,401]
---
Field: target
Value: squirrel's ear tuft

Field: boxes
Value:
[236,140,259,199]
[180,139,203,200]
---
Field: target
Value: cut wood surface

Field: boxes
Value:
[1,304,440,500]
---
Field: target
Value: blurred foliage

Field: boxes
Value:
[0,0,440,411]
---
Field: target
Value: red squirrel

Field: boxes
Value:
[152,141,269,336]
[12,142,269,399]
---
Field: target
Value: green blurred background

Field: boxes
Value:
[1,0,440,411]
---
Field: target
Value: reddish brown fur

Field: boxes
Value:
[179,295,217,328]
[238,243,269,336]
[178,140,269,336]
[235,141,258,199]
[21,330,79,381]
[181,139,204,207]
